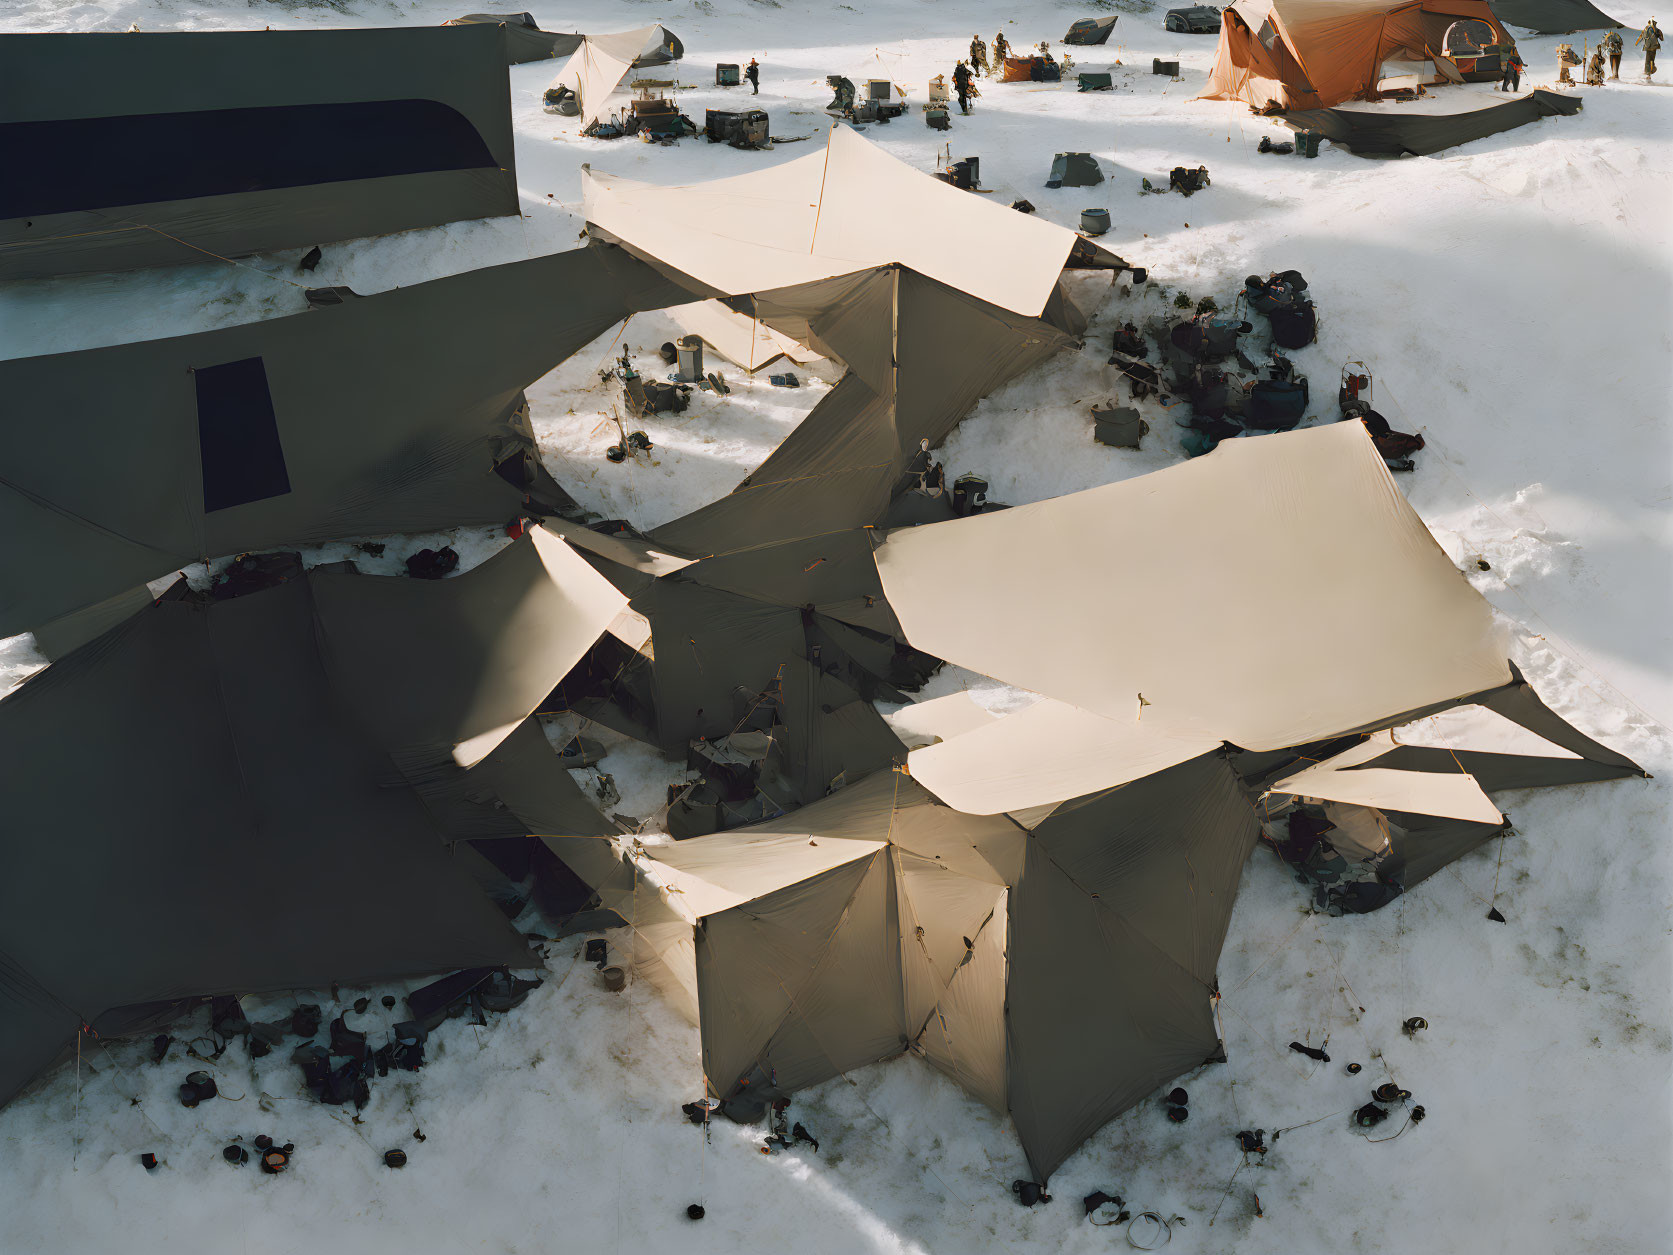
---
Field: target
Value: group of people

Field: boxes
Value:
[1511,21,1658,92]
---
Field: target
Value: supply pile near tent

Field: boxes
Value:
[0,244,685,641]
[0,28,520,280]
[0,526,626,1109]
[582,125,1132,557]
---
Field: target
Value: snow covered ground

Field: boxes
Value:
[1,1,1669,1252]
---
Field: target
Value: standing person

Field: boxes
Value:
[1638,19,1661,75]
[953,60,974,114]
[1499,46,1524,91]
[1586,44,1606,84]
[993,30,1010,72]
[745,57,760,94]
[1604,28,1623,76]
[970,35,988,76]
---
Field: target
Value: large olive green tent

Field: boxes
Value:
[557,759,1257,1182]
[0,243,686,641]
[0,27,520,280]
[0,525,624,1109]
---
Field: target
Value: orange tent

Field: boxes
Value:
[1201,0,1511,111]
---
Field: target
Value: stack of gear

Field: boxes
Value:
[1244,269,1317,348]
[1143,166,1211,196]
[705,110,770,148]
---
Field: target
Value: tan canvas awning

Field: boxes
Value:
[583,124,1092,318]
[876,423,1511,754]
[1267,731,1505,824]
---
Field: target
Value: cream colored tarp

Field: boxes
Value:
[1269,731,1505,824]
[907,698,1220,816]
[549,25,670,124]
[877,423,1511,755]
[884,691,1000,750]
[668,300,814,372]
[583,124,1089,318]
[1389,704,1581,759]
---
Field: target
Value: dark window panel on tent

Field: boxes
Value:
[1,101,500,220]
[0,27,520,280]
[194,357,292,514]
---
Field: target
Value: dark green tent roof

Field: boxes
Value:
[0,243,686,640]
[0,27,519,280]
[0,525,632,1108]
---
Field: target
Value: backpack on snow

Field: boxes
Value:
[1268,301,1317,349]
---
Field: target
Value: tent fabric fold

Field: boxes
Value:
[0,243,687,641]
[0,526,637,1107]
[1490,0,1621,31]
[0,27,520,280]
[554,757,1256,1181]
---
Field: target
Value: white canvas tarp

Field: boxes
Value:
[1268,731,1505,824]
[876,423,1511,755]
[906,698,1220,816]
[583,124,1090,318]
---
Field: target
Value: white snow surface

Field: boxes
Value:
[1,2,1670,1253]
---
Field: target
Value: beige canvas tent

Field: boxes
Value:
[1202,0,1513,111]
[547,26,681,125]
[554,760,1257,1182]
[582,125,1132,555]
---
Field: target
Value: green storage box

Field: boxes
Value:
[1295,129,1324,158]
[1077,72,1114,92]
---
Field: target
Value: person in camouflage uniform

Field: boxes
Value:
[1587,45,1606,84]
[952,60,976,114]
[970,35,988,76]
[993,30,1010,71]
[1604,27,1624,77]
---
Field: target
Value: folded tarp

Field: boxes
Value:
[0,244,687,640]
[1284,89,1582,156]
[0,27,519,280]
[445,13,583,63]
[0,524,629,1109]
[1065,16,1119,44]
[1490,0,1622,31]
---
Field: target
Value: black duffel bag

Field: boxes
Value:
[1245,378,1309,430]
[1269,301,1317,349]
